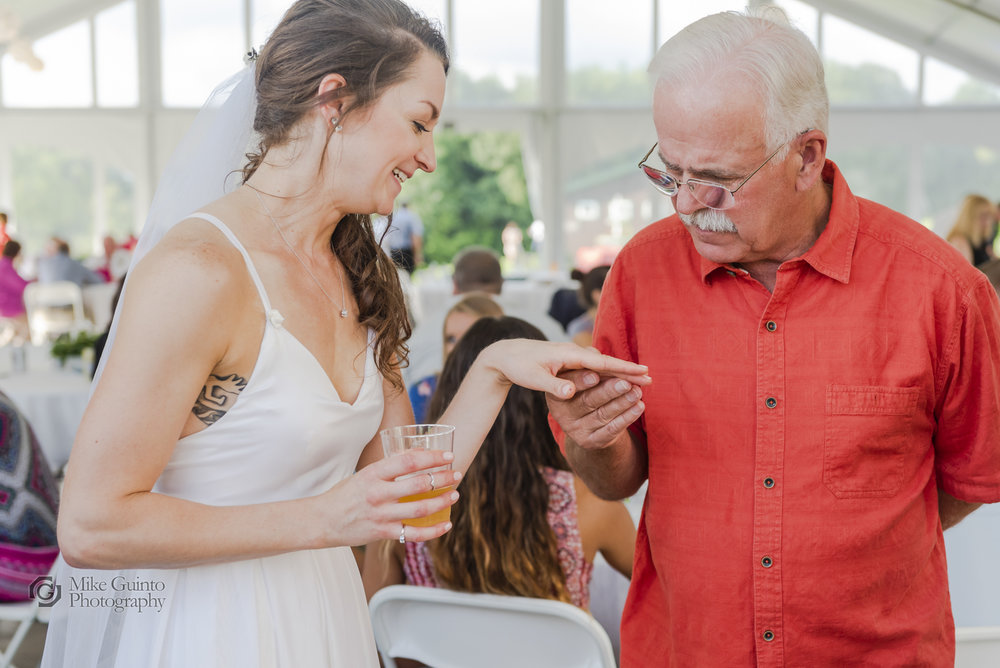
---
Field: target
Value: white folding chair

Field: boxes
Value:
[22,281,93,345]
[369,585,617,668]
[956,626,1000,668]
[0,599,43,668]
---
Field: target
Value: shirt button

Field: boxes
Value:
[761,556,773,568]
[765,320,777,332]
[763,630,775,642]
[763,477,775,488]
[765,397,777,409]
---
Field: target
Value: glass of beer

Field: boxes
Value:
[380,424,456,527]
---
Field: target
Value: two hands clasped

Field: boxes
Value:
[329,339,650,547]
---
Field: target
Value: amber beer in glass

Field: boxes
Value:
[380,424,456,527]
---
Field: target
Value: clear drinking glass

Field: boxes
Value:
[380,424,456,527]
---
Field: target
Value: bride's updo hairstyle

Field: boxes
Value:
[244,0,449,387]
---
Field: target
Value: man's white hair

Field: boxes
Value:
[648,6,828,157]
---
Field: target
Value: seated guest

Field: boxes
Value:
[36,237,103,287]
[404,246,567,386]
[94,235,121,283]
[365,316,635,610]
[408,293,503,423]
[0,391,60,601]
[946,194,998,265]
[567,265,611,349]
[0,213,10,251]
[547,268,587,333]
[0,240,31,343]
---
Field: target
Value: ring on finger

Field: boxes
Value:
[399,524,406,544]
[428,472,437,491]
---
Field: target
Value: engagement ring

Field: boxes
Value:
[428,472,437,491]
[399,524,406,544]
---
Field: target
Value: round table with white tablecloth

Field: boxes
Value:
[0,366,91,472]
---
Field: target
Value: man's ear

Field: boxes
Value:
[317,73,349,123]
[796,129,827,191]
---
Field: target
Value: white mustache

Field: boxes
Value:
[679,209,737,233]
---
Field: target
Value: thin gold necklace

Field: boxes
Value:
[253,188,349,318]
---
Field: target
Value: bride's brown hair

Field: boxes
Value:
[242,0,449,387]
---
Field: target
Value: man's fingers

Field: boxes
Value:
[574,377,642,412]
[576,399,646,449]
[555,368,602,391]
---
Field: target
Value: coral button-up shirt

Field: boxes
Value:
[585,161,1000,667]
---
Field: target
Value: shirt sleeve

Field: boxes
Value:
[934,275,1000,502]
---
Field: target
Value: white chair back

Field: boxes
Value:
[956,626,1000,668]
[369,585,617,668]
[0,560,58,668]
[22,281,92,345]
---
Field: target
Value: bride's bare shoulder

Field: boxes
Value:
[129,213,252,299]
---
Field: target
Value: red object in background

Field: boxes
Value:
[574,245,619,273]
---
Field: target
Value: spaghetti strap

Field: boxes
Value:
[189,212,276,315]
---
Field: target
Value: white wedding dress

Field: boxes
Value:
[41,213,383,667]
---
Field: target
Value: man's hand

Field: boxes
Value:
[546,370,646,451]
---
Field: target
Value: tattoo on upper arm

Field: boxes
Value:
[192,373,248,425]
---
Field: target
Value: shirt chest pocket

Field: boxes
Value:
[823,385,921,499]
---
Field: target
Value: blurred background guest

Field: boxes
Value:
[501,221,523,268]
[547,268,587,333]
[403,245,566,387]
[408,293,503,423]
[93,236,118,282]
[946,194,999,265]
[36,237,103,287]
[376,201,424,275]
[0,391,60,601]
[0,213,10,251]
[567,265,610,349]
[0,240,31,344]
[365,316,635,613]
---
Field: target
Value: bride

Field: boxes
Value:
[40,1,649,666]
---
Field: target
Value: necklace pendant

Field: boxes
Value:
[340,308,348,318]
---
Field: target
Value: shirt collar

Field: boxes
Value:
[698,159,859,285]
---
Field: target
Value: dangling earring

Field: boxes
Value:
[331,117,343,133]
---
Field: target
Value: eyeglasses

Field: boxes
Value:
[638,138,793,211]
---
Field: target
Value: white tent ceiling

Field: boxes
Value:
[1,0,998,264]
[6,0,1000,86]
[809,0,1000,85]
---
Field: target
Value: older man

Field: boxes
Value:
[547,8,1000,667]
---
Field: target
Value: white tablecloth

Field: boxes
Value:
[0,367,91,471]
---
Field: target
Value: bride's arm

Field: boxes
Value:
[438,339,650,476]
[58,228,452,570]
